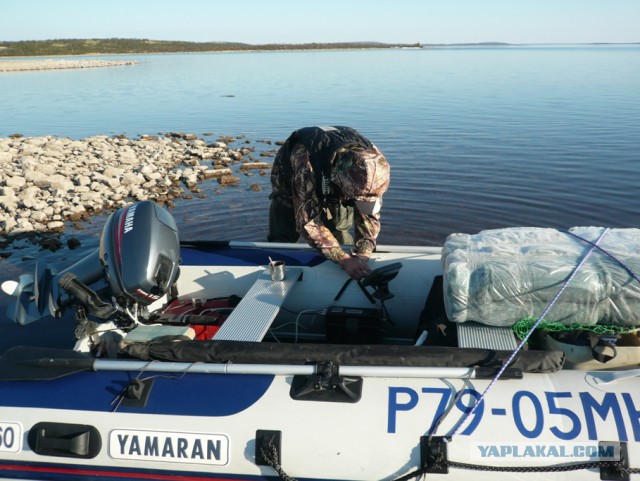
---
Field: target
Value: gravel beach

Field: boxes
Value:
[0,133,276,238]
[0,59,137,72]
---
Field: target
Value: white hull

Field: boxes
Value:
[1,240,638,480]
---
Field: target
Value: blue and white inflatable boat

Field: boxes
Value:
[1,201,639,481]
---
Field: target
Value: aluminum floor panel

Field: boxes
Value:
[213,268,302,342]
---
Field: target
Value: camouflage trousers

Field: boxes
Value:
[267,197,355,246]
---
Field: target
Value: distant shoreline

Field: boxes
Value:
[0,39,420,58]
[1,42,638,67]
[0,58,137,72]
[1,38,638,59]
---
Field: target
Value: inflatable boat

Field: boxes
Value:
[1,201,639,481]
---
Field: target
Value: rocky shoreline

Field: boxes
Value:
[0,133,277,239]
[0,59,137,72]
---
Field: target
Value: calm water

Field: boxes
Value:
[1,45,640,340]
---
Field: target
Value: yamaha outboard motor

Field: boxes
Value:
[8,201,180,325]
[99,201,180,308]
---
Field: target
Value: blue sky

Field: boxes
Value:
[1,0,638,45]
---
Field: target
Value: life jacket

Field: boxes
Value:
[283,126,374,202]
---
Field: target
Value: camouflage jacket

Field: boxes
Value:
[271,143,385,262]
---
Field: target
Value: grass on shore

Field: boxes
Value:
[0,38,423,57]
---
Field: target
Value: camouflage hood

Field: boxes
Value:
[331,148,390,203]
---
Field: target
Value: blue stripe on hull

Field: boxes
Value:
[179,246,326,268]
[0,371,274,416]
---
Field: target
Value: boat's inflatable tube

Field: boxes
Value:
[123,340,565,374]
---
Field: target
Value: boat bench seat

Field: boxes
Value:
[213,267,302,342]
[457,321,518,351]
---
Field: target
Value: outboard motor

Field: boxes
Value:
[99,201,180,308]
[8,201,180,326]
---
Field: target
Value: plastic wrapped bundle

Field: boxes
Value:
[441,227,640,327]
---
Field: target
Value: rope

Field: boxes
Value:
[446,458,640,475]
[390,465,430,481]
[110,361,190,412]
[447,227,609,440]
[427,368,476,442]
[512,317,639,340]
[447,459,608,472]
[565,230,640,285]
[509,228,640,340]
[388,456,634,481]
[261,441,298,481]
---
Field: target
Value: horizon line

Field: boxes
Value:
[0,38,639,46]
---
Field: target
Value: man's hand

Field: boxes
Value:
[338,253,372,281]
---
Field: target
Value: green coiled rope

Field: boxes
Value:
[512,316,639,341]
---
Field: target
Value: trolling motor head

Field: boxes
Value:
[6,201,181,325]
[360,262,402,301]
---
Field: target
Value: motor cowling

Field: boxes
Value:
[100,201,180,306]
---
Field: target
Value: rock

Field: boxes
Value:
[48,175,75,191]
[184,174,199,187]
[19,186,42,208]
[5,176,26,189]
[39,237,63,251]
[202,168,233,179]
[0,132,277,238]
[0,186,16,197]
[16,219,35,232]
[239,162,272,171]
[219,175,240,186]
[0,195,18,211]
[67,237,82,250]
[75,175,91,186]
[33,163,57,175]
[0,216,17,233]
[47,221,65,232]
[103,166,126,178]
[30,211,48,223]
[121,172,145,186]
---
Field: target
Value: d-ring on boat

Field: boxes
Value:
[1,200,640,481]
